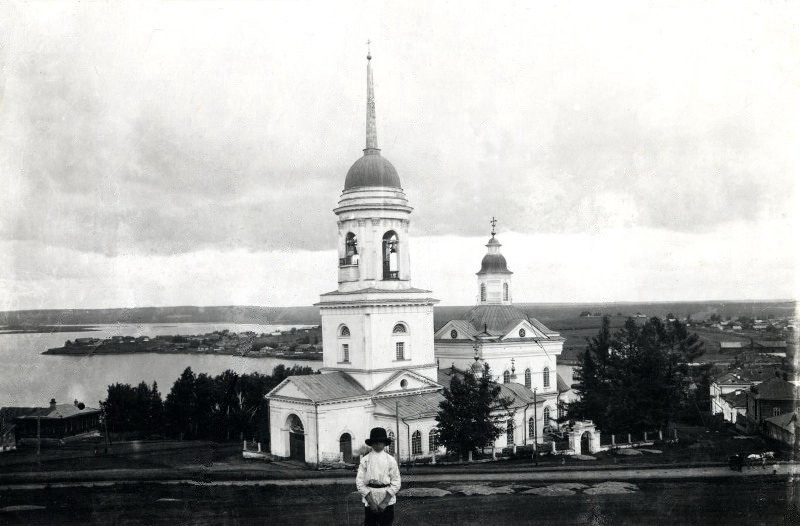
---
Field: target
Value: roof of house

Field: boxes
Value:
[460,304,558,336]
[720,390,748,408]
[750,377,800,400]
[764,411,797,431]
[754,340,787,349]
[13,404,100,420]
[275,372,368,402]
[713,367,781,385]
[373,392,445,420]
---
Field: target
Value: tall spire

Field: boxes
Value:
[365,42,379,153]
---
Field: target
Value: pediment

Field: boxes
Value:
[501,319,547,340]
[267,379,309,400]
[434,320,476,341]
[372,370,441,395]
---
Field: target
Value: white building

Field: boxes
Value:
[267,52,564,464]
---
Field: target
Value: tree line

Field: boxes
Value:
[100,364,316,442]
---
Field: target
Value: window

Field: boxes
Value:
[543,367,550,388]
[341,343,349,363]
[411,430,422,455]
[480,283,486,302]
[773,407,782,417]
[506,419,514,445]
[525,368,531,389]
[543,406,551,428]
[340,326,350,337]
[519,328,526,338]
[382,231,399,280]
[450,329,458,339]
[503,370,510,384]
[341,232,358,266]
[528,417,535,438]
[400,379,408,389]
[396,342,405,360]
[387,431,395,455]
[503,282,509,301]
[392,323,406,334]
[558,402,565,420]
[428,429,438,452]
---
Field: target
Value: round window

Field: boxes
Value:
[450,330,458,339]
[400,379,408,389]
[518,328,526,338]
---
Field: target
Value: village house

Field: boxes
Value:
[717,390,747,424]
[764,411,798,448]
[744,377,800,434]
[710,367,780,417]
[6,399,101,446]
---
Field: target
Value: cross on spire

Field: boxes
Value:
[490,216,497,236]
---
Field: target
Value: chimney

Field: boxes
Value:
[49,398,57,409]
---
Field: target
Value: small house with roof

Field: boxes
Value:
[764,411,798,447]
[710,367,781,417]
[6,399,101,446]
[744,377,800,433]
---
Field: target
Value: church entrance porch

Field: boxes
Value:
[287,414,305,462]
[339,433,353,463]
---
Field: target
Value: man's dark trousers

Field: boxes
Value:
[364,505,394,526]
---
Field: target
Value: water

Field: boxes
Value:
[0,323,323,407]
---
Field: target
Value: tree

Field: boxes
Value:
[164,367,197,439]
[568,316,703,433]
[435,366,513,460]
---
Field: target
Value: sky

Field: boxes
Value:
[0,1,798,310]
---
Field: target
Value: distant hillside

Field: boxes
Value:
[1,300,794,328]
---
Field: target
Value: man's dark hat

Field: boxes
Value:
[365,427,392,446]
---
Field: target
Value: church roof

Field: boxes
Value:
[437,368,543,410]
[463,304,557,336]
[344,152,402,191]
[556,373,570,393]
[277,372,368,402]
[373,392,445,420]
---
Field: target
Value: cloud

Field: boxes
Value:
[0,1,797,305]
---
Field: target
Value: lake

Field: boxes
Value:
[0,323,323,407]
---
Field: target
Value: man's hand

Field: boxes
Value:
[377,493,392,512]
[366,492,379,512]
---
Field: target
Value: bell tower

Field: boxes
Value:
[316,50,439,390]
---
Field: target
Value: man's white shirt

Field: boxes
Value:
[355,450,402,507]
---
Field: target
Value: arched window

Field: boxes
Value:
[543,406,551,429]
[480,283,487,302]
[387,431,395,455]
[428,429,438,452]
[411,430,422,455]
[506,419,514,445]
[340,326,350,337]
[524,368,531,389]
[543,367,550,388]
[528,417,535,438]
[503,370,510,384]
[382,231,399,280]
[392,323,407,334]
[342,232,358,265]
[503,282,509,301]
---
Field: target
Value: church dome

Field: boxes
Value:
[465,304,530,333]
[344,151,401,190]
[478,252,511,275]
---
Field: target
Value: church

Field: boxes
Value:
[266,52,567,464]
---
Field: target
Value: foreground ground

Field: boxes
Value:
[0,476,796,525]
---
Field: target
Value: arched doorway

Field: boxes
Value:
[287,414,305,462]
[580,431,592,455]
[339,433,353,463]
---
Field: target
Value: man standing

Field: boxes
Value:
[356,427,401,526]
